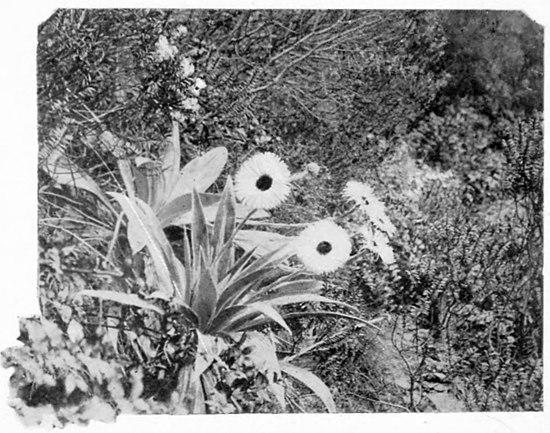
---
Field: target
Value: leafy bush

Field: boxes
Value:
[1,317,150,427]
[437,10,543,116]
[405,101,508,203]
[371,154,542,410]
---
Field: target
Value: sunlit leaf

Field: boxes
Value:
[280,361,336,413]
[224,303,292,335]
[109,193,184,297]
[157,192,219,227]
[246,278,321,303]
[234,230,292,257]
[213,178,236,256]
[264,293,352,309]
[160,121,181,199]
[216,267,278,313]
[44,147,115,213]
[76,289,165,315]
[116,159,135,198]
[191,251,218,330]
[191,189,210,262]
[131,161,166,211]
[66,320,84,344]
[168,146,228,202]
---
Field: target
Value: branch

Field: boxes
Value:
[267,11,347,65]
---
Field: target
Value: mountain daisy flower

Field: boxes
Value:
[294,220,352,274]
[343,180,382,208]
[235,152,291,210]
[359,226,395,264]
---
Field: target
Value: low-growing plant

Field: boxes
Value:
[14,107,396,423]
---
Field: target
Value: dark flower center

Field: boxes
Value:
[256,174,273,191]
[316,241,333,255]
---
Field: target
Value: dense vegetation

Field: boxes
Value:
[2,9,543,425]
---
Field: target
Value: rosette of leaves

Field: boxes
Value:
[41,121,289,257]
[76,177,359,412]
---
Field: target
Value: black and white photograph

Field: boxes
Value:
[0,3,546,432]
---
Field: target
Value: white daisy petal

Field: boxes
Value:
[358,226,395,264]
[344,180,396,237]
[294,220,352,274]
[343,180,380,207]
[372,211,397,237]
[235,152,291,210]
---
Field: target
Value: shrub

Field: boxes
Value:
[437,10,543,117]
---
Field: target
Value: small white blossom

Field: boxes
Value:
[189,77,207,96]
[173,25,188,38]
[155,35,178,61]
[179,57,195,78]
[306,162,321,176]
[181,97,200,112]
[171,110,186,123]
[195,77,206,89]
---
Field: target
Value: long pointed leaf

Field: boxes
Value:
[235,230,292,257]
[191,188,210,263]
[158,193,219,228]
[117,159,135,197]
[182,228,194,305]
[280,361,336,413]
[76,289,164,315]
[160,121,181,200]
[216,267,279,314]
[264,293,352,309]
[168,147,228,201]
[224,247,258,279]
[169,297,200,328]
[132,161,166,212]
[109,193,181,297]
[191,250,218,331]
[160,196,269,228]
[44,147,115,213]
[206,305,245,334]
[247,279,322,303]
[212,177,236,257]
[223,303,292,335]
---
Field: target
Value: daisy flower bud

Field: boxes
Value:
[295,220,352,274]
[306,162,321,176]
[235,152,291,210]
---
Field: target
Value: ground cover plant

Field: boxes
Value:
[1,8,543,426]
